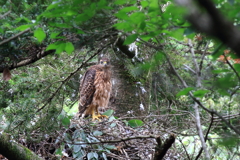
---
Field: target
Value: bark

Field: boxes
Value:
[0,49,55,73]
[0,133,44,160]
[153,134,175,160]
[109,55,149,116]
[176,0,240,56]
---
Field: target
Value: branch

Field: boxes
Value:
[164,51,240,135]
[195,113,214,160]
[0,28,30,46]
[188,39,210,160]
[178,138,191,160]
[153,134,175,160]
[0,133,43,160]
[115,37,135,59]
[69,135,156,145]
[0,10,11,19]
[177,0,240,56]
[0,49,55,73]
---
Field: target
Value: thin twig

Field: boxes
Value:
[189,39,210,160]
[0,10,11,19]
[164,50,240,135]
[0,28,30,46]
[67,135,156,145]
[178,138,191,160]
[195,113,214,160]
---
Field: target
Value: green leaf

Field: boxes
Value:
[73,145,81,153]
[108,115,115,122]
[103,144,116,150]
[46,43,57,51]
[34,28,46,43]
[115,0,127,5]
[102,153,107,160]
[119,6,138,13]
[50,32,61,39]
[65,42,74,54]
[56,43,66,54]
[93,130,103,136]
[110,123,116,128]
[114,12,129,20]
[212,69,229,74]
[129,12,146,24]
[55,148,62,155]
[128,119,144,128]
[102,109,114,116]
[124,34,138,45]
[214,74,236,90]
[46,2,60,10]
[113,22,134,31]
[87,152,94,160]
[141,1,149,8]
[15,24,32,31]
[193,90,210,98]
[170,28,184,40]
[176,87,194,97]
[62,117,70,126]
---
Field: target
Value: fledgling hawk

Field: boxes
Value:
[78,57,112,120]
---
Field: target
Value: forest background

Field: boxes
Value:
[0,0,240,159]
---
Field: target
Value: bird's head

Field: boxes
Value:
[99,57,110,68]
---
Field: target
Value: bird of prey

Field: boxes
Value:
[78,57,112,120]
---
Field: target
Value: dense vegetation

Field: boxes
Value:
[0,0,240,159]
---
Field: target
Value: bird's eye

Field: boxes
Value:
[100,61,103,64]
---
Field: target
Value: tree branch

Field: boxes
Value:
[153,134,175,160]
[165,50,240,137]
[0,28,30,46]
[0,10,11,19]
[177,0,240,56]
[0,133,43,160]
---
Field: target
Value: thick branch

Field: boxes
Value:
[177,0,240,56]
[0,133,43,160]
[116,38,135,59]
[0,49,55,73]
[153,134,175,160]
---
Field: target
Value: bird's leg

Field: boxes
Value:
[91,109,101,121]
[96,109,108,119]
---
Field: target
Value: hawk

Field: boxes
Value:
[78,57,112,120]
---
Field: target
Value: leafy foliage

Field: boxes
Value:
[0,0,240,159]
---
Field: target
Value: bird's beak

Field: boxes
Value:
[103,61,107,65]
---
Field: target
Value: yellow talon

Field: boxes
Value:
[91,110,108,121]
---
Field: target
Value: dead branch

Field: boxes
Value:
[153,134,175,160]
[0,28,30,46]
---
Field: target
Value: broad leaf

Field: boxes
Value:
[176,87,194,97]
[61,117,70,126]
[193,90,210,98]
[102,109,114,116]
[124,34,138,45]
[128,119,144,128]
[93,130,103,136]
[65,42,74,54]
[34,28,46,42]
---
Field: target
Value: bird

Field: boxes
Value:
[78,57,112,121]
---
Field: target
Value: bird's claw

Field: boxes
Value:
[92,114,108,121]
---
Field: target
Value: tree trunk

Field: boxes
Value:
[0,133,44,160]
[109,55,150,116]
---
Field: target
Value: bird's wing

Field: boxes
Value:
[78,68,96,114]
